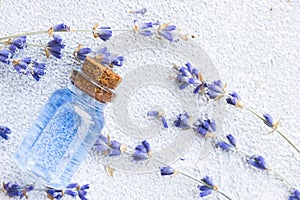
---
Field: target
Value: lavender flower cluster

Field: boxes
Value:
[2,182,89,200]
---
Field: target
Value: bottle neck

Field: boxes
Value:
[67,82,107,109]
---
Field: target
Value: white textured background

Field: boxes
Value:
[0,0,300,200]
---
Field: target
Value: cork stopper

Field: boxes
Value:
[70,57,122,103]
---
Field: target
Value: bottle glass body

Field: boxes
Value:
[15,84,105,188]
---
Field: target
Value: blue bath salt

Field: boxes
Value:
[15,86,106,188]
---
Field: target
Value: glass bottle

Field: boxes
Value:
[14,57,122,188]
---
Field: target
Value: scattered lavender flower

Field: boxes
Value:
[48,23,70,36]
[158,23,177,42]
[45,34,65,59]
[247,155,269,170]
[93,134,126,156]
[93,23,112,41]
[207,80,226,100]
[133,140,153,161]
[73,44,92,61]
[8,36,27,55]
[160,166,178,176]
[226,91,243,108]
[174,111,191,129]
[0,49,12,64]
[289,189,300,200]
[0,126,11,140]
[147,110,168,128]
[197,176,217,198]
[129,8,147,15]
[194,119,217,137]
[2,182,34,199]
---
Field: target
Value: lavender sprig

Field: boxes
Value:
[2,182,34,199]
[245,108,300,154]
[216,134,296,191]
[158,166,231,199]
[45,183,89,200]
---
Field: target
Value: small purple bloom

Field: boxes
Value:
[2,182,34,199]
[66,183,79,189]
[199,188,213,197]
[147,110,159,117]
[226,134,236,147]
[247,155,268,170]
[78,184,89,200]
[174,111,191,129]
[53,23,70,31]
[176,62,205,92]
[263,113,277,128]
[201,175,214,187]
[226,91,243,108]
[161,116,168,128]
[9,36,27,55]
[0,126,11,140]
[13,57,31,75]
[31,61,46,81]
[216,141,232,151]
[0,49,12,64]
[74,46,92,61]
[94,26,112,41]
[133,140,152,161]
[194,119,217,136]
[46,34,65,59]
[197,176,216,198]
[289,189,300,200]
[94,47,124,67]
[147,110,168,129]
[129,8,147,15]
[64,190,77,197]
[160,166,177,176]
[93,134,124,156]
[111,55,124,67]
[158,23,177,42]
[133,20,157,36]
[207,80,226,100]
[45,187,63,200]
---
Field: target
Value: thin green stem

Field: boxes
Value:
[271,169,295,189]
[245,107,300,154]
[0,30,48,41]
[245,107,265,121]
[0,28,132,41]
[221,138,296,190]
[276,129,300,153]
